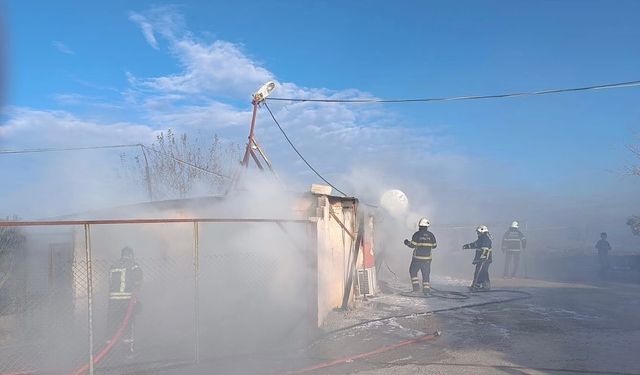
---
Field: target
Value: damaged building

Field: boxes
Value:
[0,185,378,373]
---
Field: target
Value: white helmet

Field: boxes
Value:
[476,225,489,233]
[511,221,519,229]
[418,217,430,228]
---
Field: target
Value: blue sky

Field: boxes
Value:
[1,0,640,219]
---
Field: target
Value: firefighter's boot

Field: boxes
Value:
[411,277,421,292]
[422,282,431,296]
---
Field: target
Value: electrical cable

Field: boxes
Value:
[0,144,140,154]
[383,261,399,279]
[139,145,231,179]
[0,143,231,180]
[262,102,349,197]
[266,79,640,104]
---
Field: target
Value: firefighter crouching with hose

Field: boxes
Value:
[107,246,143,356]
[403,218,437,296]
[463,226,492,291]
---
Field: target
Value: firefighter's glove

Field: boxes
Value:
[462,244,470,250]
[404,239,410,246]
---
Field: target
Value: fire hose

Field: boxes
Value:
[0,296,137,375]
[325,288,532,336]
[275,331,441,375]
[271,289,532,374]
[69,296,137,375]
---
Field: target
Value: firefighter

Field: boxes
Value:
[463,226,492,291]
[403,217,437,295]
[501,221,527,278]
[107,246,143,354]
[595,232,612,279]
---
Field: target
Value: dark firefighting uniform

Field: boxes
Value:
[107,257,142,352]
[404,228,437,293]
[463,233,492,289]
[595,238,611,277]
[501,228,526,277]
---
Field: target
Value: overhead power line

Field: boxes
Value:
[263,102,349,197]
[0,143,230,179]
[139,145,230,179]
[0,144,140,154]
[265,79,640,104]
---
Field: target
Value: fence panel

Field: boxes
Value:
[0,218,313,374]
[0,225,89,374]
[87,222,196,373]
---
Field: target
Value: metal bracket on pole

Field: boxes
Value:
[237,81,278,176]
[252,139,275,173]
[232,81,279,194]
[241,100,260,168]
[249,149,264,170]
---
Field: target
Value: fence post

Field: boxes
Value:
[193,221,200,364]
[84,223,95,375]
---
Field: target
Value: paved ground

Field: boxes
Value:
[143,276,640,375]
[299,278,640,375]
[336,280,640,375]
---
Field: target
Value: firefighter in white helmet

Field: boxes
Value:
[463,225,492,291]
[403,218,437,295]
[501,221,527,278]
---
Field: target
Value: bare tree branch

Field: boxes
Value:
[121,130,241,200]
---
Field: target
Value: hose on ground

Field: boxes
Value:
[274,331,441,375]
[325,288,532,336]
[0,297,137,375]
[69,296,137,375]
[278,288,531,374]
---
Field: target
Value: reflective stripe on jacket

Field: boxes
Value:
[109,258,142,300]
[464,234,493,263]
[406,229,437,261]
[502,229,526,251]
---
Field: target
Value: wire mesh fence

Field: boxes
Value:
[0,218,314,375]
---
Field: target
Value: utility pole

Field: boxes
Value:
[241,81,276,170]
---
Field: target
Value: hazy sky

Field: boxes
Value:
[1,0,640,219]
